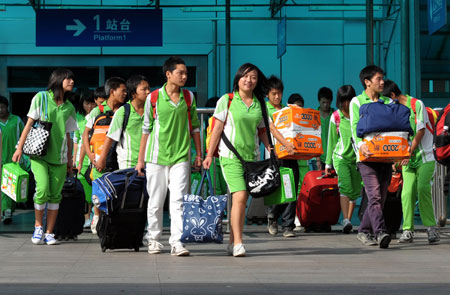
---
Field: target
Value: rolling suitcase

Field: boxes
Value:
[54,173,86,241]
[296,170,340,232]
[246,197,268,225]
[96,169,149,252]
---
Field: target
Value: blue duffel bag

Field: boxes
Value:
[92,168,147,215]
[181,170,228,244]
[357,99,413,137]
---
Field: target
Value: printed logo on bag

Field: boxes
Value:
[248,167,277,193]
[190,217,207,241]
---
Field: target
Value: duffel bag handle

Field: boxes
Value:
[196,169,215,197]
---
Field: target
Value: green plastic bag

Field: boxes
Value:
[264,166,297,206]
[1,163,29,203]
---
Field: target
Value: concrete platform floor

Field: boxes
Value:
[1,226,450,294]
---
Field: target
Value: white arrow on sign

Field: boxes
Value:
[66,19,86,37]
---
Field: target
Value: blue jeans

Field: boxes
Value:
[358,162,392,235]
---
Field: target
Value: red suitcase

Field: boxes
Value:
[297,170,341,231]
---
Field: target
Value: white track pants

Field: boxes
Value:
[146,161,190,246]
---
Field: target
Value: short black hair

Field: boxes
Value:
[317,87,333,101]
[336,85,356,107]
[382,79,402,98]
[288,93,304,106]
[94,86,106,99]
[104,77,126,99]
[127,75,149,100]
[76,89,95,115]
[266,75,284,93]
[0,95,9,107]
[359,65,384,89]
[163,56,185,78]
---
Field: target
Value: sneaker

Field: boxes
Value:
[148,241,164,254]
[44,233,59,245]
[282,228,296,238]
[233,243,246,257]
[2,209,12,225]
[356,232,377,246]
[427,227,440,244]
[31,226,44,245]
[267,219,278,236]
[226,244,233,256]
[171,244,190,256]
[342,219,353,234]
[293,226,304,233]
[398,230,414,243]
[91,215,99,234]
[83,219,91,229]
[376,232,391,249]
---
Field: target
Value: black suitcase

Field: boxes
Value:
[97,174,149,252]
[358,187,403,235]
[54,174,87,241]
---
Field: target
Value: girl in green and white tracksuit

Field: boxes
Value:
[73,91,97,228]
[13,68,78,245]
[383,80,439,244]
[325,85,362,234]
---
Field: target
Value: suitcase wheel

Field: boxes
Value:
[101,247,107,253]
[134,246,140,252]
[64,236,70,241]
[73,235,78,241]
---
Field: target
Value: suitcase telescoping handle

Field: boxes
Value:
[120,169,146,209]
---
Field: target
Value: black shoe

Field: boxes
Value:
[377,232,391,249]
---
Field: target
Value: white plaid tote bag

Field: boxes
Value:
[23,91,53,157]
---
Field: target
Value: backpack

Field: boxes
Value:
[410,97,439,134]
[332,110,341,135]
[206,93,234,158]
[88,104,131,173]
[150,88,194,132]
[433,103,450,166]
[357,99,413,137]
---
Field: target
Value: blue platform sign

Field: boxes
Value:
[277,16,286,58]
[428,0,447,35]
[36,9,162,46]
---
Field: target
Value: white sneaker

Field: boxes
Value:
[83,219,91,229]
[171,244,190,256]
[91,215,99,234]
[226,244,233,256]
[148,241,164,254]
[44,233,59,245]
[31,226,44,245]
[233,243,246,257]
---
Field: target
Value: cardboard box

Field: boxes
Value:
[360,131,410,162]
[273,105,323,160]
[273,106,321,132]
[275,130,323,160]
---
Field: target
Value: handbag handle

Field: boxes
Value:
[39,91,49,121]
[196,169,215,196]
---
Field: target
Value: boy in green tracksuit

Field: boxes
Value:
[96,75,149,171]
[316,87,334,170]
[383,80,439,244]
[285,93,310,232]
[265,76,299,238]
[325,85,362,234]
[82,77,127,233]
[0,96,24,224]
